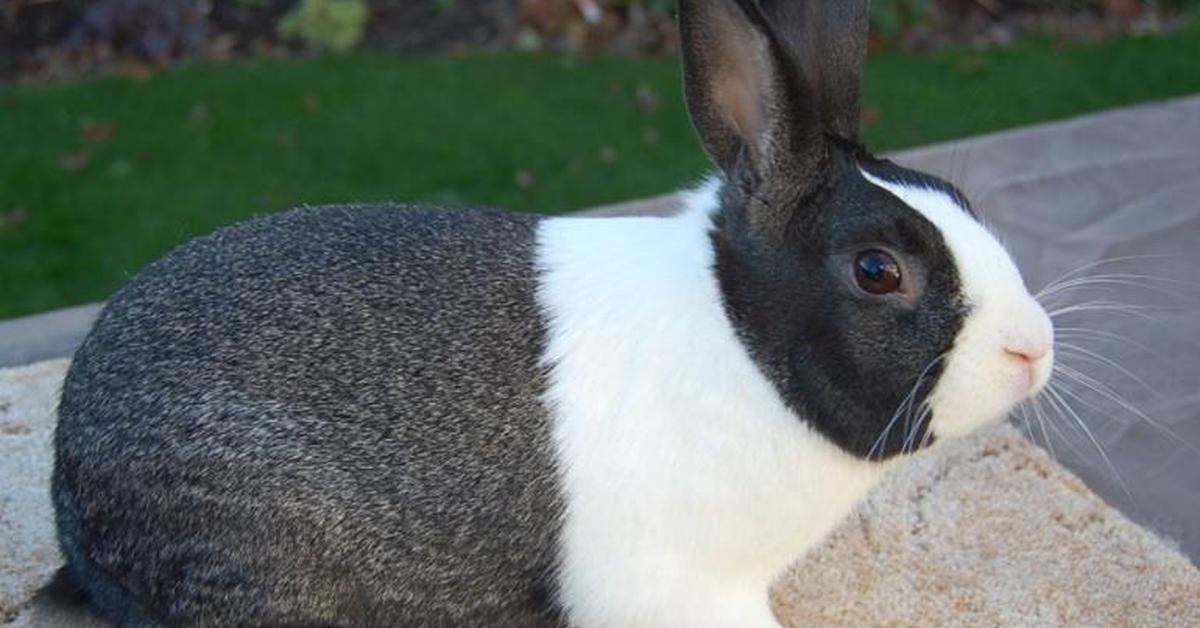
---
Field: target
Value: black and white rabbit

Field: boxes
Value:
[50,0,1054,626]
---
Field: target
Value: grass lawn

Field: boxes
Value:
[3,20,1200,320]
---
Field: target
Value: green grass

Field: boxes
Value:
[3,21,1200,319]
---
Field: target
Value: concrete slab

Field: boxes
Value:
[0,306,102,370]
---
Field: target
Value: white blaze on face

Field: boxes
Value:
[860,168,1054,439]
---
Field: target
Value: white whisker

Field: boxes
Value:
[1054,342,1162,399]
[868,354,944,461]
[903,404,933,455]
[1029,394,1059,464]
[1052,363,1200,456]
[1042,384,1141,513]
[1033,254,1174,298]
[1049,300,1162,317]
[1048,302,1178,331]
[1031,390,1090,460]
[1053,327,1153,353]
[1036,272,1200,302]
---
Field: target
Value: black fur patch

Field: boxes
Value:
[53,205,566,627]
[711,146,969,460]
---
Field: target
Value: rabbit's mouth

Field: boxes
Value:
[925,297,1056,443]
[1015,346,1055,399]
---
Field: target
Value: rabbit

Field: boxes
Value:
[49,0,1055,626]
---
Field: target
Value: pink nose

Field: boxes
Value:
[1005,347,1044,364]
[1004,300,1053,364]
[1004,333,1050,364]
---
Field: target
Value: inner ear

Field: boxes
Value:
[710,16,769,148]
[679,0,819,176]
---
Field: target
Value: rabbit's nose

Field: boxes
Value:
[1004,299,1053,364]
[1005,345,1045,364]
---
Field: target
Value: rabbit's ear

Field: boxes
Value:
[758,0,869,140]
[678,0,823,181]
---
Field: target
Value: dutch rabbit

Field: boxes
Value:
[50,0,1054,626]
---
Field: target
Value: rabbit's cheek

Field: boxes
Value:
[925,350,1015,440]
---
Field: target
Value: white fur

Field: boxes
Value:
[859,169,1054,439]
[536,170,1053,626]
[536,182,889,628]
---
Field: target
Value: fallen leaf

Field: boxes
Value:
[60,151,91,171]
[188,103,211,128]
[108,159,133,177]
[83,121,114,143]
[304,94,321,114]
[957,56,986,76]
[207,34,237,62]
[1104,0,1142,22]
[0,207,28,232]
[275,130,297,149]
[515,169,536,190]
[119,61,154,82]
[634,82,660,114]
[860,106,881,129]
[867,32,889,54]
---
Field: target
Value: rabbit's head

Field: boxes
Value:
[679,0,1053,459]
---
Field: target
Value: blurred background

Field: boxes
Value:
[1,0,1199,319]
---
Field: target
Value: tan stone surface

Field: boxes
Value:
[2,359,1197,626]
[0,360,69,624]
[772,425,1200,627]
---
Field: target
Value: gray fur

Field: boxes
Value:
[52,204,564,627]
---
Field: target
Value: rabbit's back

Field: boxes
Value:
[52,204,564,627]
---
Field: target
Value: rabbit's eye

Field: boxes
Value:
[855,250,902,294]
